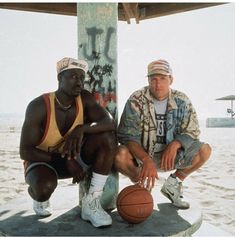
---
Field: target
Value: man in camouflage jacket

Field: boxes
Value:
[115,59,211,209]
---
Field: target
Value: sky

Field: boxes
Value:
[0,3,235,121]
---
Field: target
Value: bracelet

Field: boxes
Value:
[141,155,150,162]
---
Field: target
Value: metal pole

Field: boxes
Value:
[231,100,233,118]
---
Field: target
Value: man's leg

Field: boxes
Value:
[161,143,212,209]
[80,131,117,227]
[114,145,141,182]
[81,131,116,173]
[25,164,58,217]
[174,143,212,180]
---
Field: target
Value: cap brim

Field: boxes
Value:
[147,71,170,77]
[58,66,87,75]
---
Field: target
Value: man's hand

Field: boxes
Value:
[65,158,85,184]
[139,156,158,191]
[161,140,182,171]
[62,125,84,160]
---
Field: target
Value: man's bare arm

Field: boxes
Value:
[20,97,52,162]
[82,90,116,132]
[126,141,158,189]
[62,90,116,159]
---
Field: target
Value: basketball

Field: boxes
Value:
[116,184,154,224]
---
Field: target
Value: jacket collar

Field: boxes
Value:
[144,86,178,111]
[168,89,178,111]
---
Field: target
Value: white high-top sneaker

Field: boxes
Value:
[33,200,52,217]
[161,175,190,209]
[81,192,112,227]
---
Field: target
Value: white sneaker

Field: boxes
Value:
[33,200,52,217]
[161,175,190,209]
[81,192,112,227]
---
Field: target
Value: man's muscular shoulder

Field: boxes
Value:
[80,89,96,107]
[25,95,47,123]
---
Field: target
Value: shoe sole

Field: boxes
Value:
[34,212,52,217]
[81,213,112,228]
[160,189,190,210]
[33,208,52,217]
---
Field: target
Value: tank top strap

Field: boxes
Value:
[64,95,84,136]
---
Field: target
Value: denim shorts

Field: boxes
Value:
[135,140,203,170]
[154,140,203,170]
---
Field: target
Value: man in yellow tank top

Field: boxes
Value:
[20,57,117,228]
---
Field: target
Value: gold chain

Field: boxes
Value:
[54,94,72,110]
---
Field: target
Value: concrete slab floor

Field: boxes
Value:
[0,176,202,236]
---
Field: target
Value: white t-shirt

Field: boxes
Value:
[153,98,168,153]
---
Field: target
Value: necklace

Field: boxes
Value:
[54,94,72,110]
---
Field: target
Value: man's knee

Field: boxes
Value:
[114,145,131,169]
[31,178,57,201]
[26,167,57,200]
[199,143,212,163]
[98,131,117,151]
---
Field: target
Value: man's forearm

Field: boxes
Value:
[78,120,116,134]
[20,147,52,162]
[126,141,150,162]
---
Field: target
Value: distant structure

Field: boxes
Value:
[206,95,235,128]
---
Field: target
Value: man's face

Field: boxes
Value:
[58,69,85,97]
[148,74,172,100]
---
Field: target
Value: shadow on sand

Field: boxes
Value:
[0,202,193,236]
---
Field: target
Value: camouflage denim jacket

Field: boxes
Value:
[118,86,200,158]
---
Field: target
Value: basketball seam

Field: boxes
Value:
[117,202,153,206]
[117,186,154,223]
[117,188,153,204]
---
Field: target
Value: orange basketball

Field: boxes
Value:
[116,184,154,224]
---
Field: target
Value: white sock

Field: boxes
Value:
[88,172,108,196]
[176,176,182,183]
[171,173,182,183]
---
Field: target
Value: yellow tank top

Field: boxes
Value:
[37,92,84,153]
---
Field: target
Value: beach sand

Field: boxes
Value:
[0,118,234,235]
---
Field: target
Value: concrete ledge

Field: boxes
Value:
[0,178,202,236]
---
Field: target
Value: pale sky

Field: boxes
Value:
[0,3,235,120]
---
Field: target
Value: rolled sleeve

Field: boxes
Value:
[175,134,197,150]
[175,98,201,150]
[117,100,142,145]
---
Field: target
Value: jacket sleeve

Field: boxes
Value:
[175,97,201,150]
[117,98,142,145]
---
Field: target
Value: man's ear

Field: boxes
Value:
[57,74,62,88]
[170,76,173,85]
[57,74,62,81]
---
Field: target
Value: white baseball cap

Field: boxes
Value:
[57,57,88,75]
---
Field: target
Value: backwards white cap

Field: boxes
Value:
[57,57,88,75]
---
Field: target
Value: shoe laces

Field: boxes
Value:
[90,197,108,215]
[178,182,184,198]
[171,177,184,198]
[37,201,49,209]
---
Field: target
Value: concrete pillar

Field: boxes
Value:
[77,3,118,210]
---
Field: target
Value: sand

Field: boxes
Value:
[0,117,234,235]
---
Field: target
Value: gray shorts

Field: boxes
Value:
[135,140,203,170]
[25,155,90,178]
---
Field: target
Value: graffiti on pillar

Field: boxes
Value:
[80,26,116,63]
[80,26,117,119]
[104,27,115,63]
